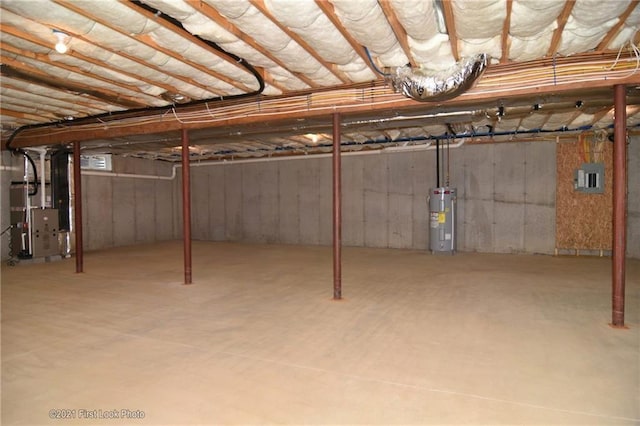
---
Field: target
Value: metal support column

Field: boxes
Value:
[73,141,83,273]
[332,113,342,300]
[612,84,627,328]
[182,128,192,285]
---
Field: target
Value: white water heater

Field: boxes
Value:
[429,187,456,254]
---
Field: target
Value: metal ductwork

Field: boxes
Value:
[387,53,489,102]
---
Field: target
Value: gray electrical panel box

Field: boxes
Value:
[574,163,604,194]
[429,187,456,254]
[31,208,59,257]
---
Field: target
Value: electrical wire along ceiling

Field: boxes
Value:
[1,0,639,160]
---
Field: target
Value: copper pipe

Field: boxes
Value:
[612,84,627,327]
[73,141,83,273]
[332,112,342,300]
[182,128,192,285]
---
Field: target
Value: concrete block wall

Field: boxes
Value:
[1,136,638,259]
[187,140,560,255]
[628,135,640,258]
[81,156,176,251]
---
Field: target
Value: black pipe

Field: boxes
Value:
[435,138,440,188]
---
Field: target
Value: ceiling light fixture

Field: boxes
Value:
[305,133,320,144]
[161,91,192,104]
[52,29,70,54]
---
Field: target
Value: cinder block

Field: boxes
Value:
[318,159,333,246]
[388,193,413,248]
[412,150,434,196]
[155,178,174,241]
[387,152,412,195]
[494,143,525,203]
[342,156,364,247]
[241,164,261,241]
[493,201,525,253]
[524,203,556,254]
[298,159,321,245]
[464,144,494,200]
[224,166,243,241]
[412,193,428,250]
[86,175,113,250]
[524,142,556,206]
[190,166,209,240]
[464,198,494,252]
[627,213,640,259]
[260,162,279,243]
[112,177,136,247]
[278,160,300,244]
[627,136,640,214]
[363,154,388,192]
[209,167,225,241]
[364,190,388,247]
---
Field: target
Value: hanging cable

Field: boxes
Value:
[363,46,390,76]
[5,1,265,152]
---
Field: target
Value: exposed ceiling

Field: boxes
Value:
[1,0,640,161]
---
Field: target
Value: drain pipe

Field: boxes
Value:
[73,142,83,273]
[332,112,342,300]
[181,128,192,285]
[611,84,627,328]
[25,147,48,208]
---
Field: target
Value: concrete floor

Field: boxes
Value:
[2,241,639,425]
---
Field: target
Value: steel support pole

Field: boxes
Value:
[332,112,342,300]
[612,84,627,327]
[73,141,83,273]
[182,128,192,285]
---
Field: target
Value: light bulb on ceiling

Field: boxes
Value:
[305,133,319,144]
[52,29,70,54]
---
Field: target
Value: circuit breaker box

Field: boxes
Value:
[429,187,457,254]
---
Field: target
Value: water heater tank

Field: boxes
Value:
[429,187,456,254]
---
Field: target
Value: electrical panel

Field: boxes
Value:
[574,163,604,194]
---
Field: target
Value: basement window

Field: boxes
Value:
[80,154,112,171]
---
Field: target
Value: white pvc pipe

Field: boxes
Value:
[78,141,466,181]
[40,150,46,208]
[25,147,48,208]
[81,170,176,180]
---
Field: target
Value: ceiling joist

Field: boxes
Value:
[313,0,382,78]
[0,60,146,109]
[0,41,159,104]
[596,0,639,51]
[377,1,416,67]
[438,0,460,61]
[54,0,238,97]
[249,0,351,84]
[547,1,575,57]
[184,0,319,90]
[500,0,513,63]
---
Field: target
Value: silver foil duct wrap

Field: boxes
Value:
[387,53,488,102]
